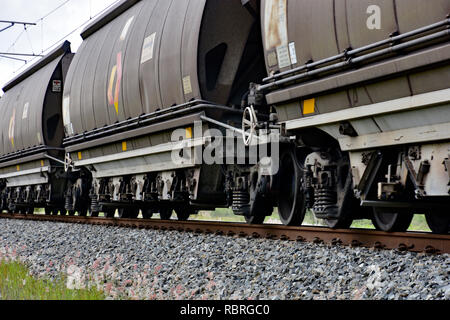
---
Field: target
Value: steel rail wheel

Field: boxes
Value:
[159,207,173,220]
[244,174,273,225]
[118,208,139,219]
[78,209,88,217]
[103,208,116,218]
[278,151,306,226]
[175,206,197,221]
[142,208,154,219]
[372,208,414,232]
[245,212,268,225]
[426,212,450,234]
[324,158,356,229]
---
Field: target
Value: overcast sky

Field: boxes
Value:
[0,0,119,95]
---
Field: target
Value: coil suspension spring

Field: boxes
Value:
[313,187,337,218]
[232,190,250,216]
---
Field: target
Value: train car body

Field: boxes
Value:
[0,42,73,214]
[62,0,266,218]
[256,0,450,232]
[0,0,448,234]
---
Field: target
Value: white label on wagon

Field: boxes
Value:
[276,44,291,69]
[22,102,29,119]
[289,42,298,65]
[141,33,156,64]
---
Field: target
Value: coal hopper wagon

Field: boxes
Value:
[254,0,450,233]
[0,0,449,234]
[0,42,74,215]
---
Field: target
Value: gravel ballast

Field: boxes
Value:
[0,218,448,300]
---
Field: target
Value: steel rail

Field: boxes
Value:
[0,213,448,255]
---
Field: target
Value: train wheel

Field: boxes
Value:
[129,208,139,219]
[68,210,76,216]
[159,207,173,220]
[425,213,450,234]
[78,209,88,217]
[175,210,190,221]
[117,208,128,218]
[103,208,116,218]
[45,208,52,216]
[90,211,99,218]
[278,151,306,226]
[243,172,273,226]
[59,209,68,216]
[25,207,34,215]
[245,214,267,225]
[118,208,139,219]
[371,208,414,232]
[324,157,356,229]
[142,208,154,219]
[175,207,197,221]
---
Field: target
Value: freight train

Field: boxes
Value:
[1,0,449,234]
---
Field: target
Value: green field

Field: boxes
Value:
[0,261,105,300]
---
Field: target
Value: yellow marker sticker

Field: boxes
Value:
[16,165,20,172]
[303,98,316,115]
[186,127,193,139]
[122,141,127,152]
[41,160,45,167]
[78,152,82,160]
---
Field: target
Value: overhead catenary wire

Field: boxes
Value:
[1,0,121,77]
[36,0,72,23]
[0,0,72,60]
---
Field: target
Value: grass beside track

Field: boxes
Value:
[0,261,105,300]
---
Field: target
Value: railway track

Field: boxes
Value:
[0,213,449,255]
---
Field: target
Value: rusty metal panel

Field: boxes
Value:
[88,24,113,134]
[333,0,351,53]
[123,0,157,153]
[345,0,398,49]
[122,0,150,119]
[0,43,71,158]
[262,0,342,73]
[289,0,339,64]
[108,4,145,123]
[262,0,449,119]
[261,0,289,74]
[79,38,99,134]
[64,40,86,136]
[364,77,412,104]
[395,0,450,33]
[198,0,256,105]
[139,0,173,114]
[409,65,450,96]
[181,0,207,103]
[91,23,116,135]
[159,0,191,107]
